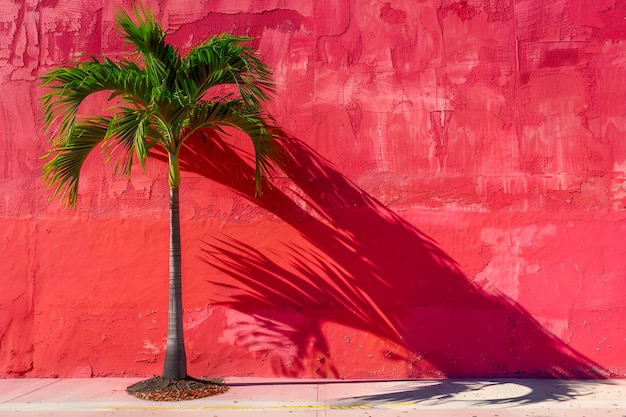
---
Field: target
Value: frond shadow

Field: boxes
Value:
[166,129,607,380]
[332,379,607,408]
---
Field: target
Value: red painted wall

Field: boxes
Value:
[1,0,625,379]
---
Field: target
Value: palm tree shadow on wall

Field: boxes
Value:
[165,130,606,381]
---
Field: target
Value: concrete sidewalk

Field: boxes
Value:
[0,377,625,416]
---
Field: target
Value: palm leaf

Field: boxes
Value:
[182,35,275,109]
[40,59,154,141]
[184,101,282,194]
[103,106,161,175]
[115,5,181,91]
[42,118,110,206]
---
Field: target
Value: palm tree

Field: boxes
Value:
[40,5,282,380]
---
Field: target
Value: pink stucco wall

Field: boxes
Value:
[1,0,625,379]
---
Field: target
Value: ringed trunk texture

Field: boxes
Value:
[163,186,187,380]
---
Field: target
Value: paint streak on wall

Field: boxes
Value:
[0,0,625,378]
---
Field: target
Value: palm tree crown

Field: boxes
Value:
[40,5,282,380]
[41,5,280,202]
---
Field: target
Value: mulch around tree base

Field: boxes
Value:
[126,376,229,401]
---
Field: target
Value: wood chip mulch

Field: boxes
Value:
[126,376,229,401]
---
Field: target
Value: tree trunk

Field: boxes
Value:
[163,185,187,380]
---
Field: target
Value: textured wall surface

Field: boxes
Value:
[1,0,625,379]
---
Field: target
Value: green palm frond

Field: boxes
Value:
[41,59,153,141]
[42,118,110,206]
[103,106,162,175]
[182,35,275,108]
[115,5,181,90]
[184,101,281,194]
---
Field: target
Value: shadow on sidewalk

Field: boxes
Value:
[329,379,604,407]
[224,378,614,408]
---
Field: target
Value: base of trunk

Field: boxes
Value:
[126,376,229,401]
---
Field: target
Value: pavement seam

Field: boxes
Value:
[0,403,413,412]
[317,381,324,417]
[1,379,62,403]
